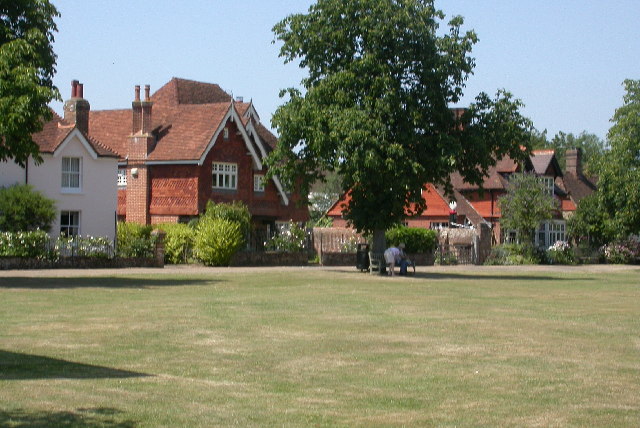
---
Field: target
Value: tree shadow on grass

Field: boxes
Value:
[344,269,582,282]
[411,271,581,281]
[0,407,137,428]
[0,276,222,289]
[0,350,151,380]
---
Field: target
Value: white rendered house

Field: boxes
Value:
[0,81,118,240]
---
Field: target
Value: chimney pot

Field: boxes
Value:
[77,83,84,99]
[144,85,150,101]
[71,80,79,98]
[134,85,141,102]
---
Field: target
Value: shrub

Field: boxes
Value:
[55,235,113,258]
[193,217,244,266]
[0,230,51,258]
[436,249,458,265]
[546,241,576,265]
[266,221,307,252]
[0,184,56,232]
[116,222,155,258]
[385,226,437,253]
[601,238,640,264]
[157,223,195,264]
[484,243,544,265]
[201,201,251,241]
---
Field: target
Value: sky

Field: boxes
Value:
[50,0,640,141]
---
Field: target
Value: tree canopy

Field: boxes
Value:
[267,0,533,242]
[531,129,606,175]
[498,173,556,245]
[0,0,60,167]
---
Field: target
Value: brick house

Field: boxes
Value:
[327,148,596,248]
[88,77,308,230]
[0,81,119,240]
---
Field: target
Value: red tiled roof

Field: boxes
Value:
[149,103,230,161]
[531,149,562,176]
[88,109,132,159]
[151,77,231,106]
[254,122,278,151]
[563,171,597,205]
[88,79,279,163]
[33,110,118,158]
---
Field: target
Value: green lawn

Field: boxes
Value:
[1,266,639,427]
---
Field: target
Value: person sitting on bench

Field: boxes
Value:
[383,243,406,276]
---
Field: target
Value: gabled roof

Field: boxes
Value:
[32,111,118,158]
[531,149,563,177]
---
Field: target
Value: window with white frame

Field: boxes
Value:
[61,157,81,190]
[117,168,127,187]
[535,220,566,248]
[254,174,265,192]
[212,162,237,190]
[540,176,554,196]
[60,211,80,237]
[430,222,449,230]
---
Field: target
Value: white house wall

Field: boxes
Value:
[26,134,117,240]
[0,161,26,188]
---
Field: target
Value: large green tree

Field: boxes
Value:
[267,0,532,250]
[594,79,640,239]
[0,0,60,167]
[498,173,557,245]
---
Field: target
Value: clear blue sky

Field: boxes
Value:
[50,0,639,141]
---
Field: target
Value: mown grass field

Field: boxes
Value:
[1,266,639,427]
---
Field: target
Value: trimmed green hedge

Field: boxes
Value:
[385,226,437,253]
[116,222,155,258]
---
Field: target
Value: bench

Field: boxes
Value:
[368,252,385,275]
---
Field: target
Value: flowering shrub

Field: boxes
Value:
[55,235,113,258]
[546,241,576,265]
[266,221,307,252]
[601,238,640,264]
[340,236,360,253]
[0,230,51,258]
[484,243,544,265]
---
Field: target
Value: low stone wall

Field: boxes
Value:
[230,251,308,267]
[0,256,160,270]
[320,252,355,266]
[407,252,435,266]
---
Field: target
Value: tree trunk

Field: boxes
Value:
[371,229,386,254]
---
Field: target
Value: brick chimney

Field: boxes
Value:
[63,80,90,134]
[127,84,154,225]
[566,148,582,176]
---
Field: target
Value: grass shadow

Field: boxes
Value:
[0,350,151,380]
[410,271,579,281]
[0,407,136,428]
[0,276,222,289]
[341,269,581,282]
